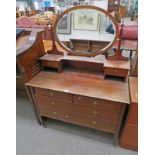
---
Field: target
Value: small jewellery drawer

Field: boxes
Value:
[74,95,121,112]
[34,88,72,102]
[41,60,59,69]
[104,67,128,78]
[38,106,116,134]
[35,95,119,122]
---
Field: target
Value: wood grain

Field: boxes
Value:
[26,70,129,104]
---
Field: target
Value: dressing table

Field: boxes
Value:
[22,5,132,145]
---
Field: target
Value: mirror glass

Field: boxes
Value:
[56,8,117,56]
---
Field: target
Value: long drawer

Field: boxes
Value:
[34,88,72,102]
[38,105,117,133]
[35,95,120,122]
[74,95,121,112]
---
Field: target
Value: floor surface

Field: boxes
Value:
[17,97,138,155]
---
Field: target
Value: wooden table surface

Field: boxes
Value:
[26,70,130,104]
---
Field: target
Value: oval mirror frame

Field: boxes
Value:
[54,5,119,57]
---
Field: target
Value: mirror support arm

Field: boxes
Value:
[108,24,128,61]
[47,25,63,55]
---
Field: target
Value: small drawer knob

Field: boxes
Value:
[93,101,98,106]
[65,115,69,118]
[78,96,82,100]
[50,92,54,96]
[51,102,55,105]
[53,112,57,115]
[92,111,98,116]
[91,121,96,125]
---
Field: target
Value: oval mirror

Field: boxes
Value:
[55,5,119,57]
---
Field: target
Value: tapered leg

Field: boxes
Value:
[113,104,126,146]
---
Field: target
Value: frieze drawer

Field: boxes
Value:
[34,88,72,102]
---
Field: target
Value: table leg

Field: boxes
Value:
[113,104,126,145]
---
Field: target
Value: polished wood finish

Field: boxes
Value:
[26,71,129,104]
[39,54,130,78]
[16,29,46,98]
[120,77,138,151]
[16,30,45,82]
[108,24,128,61]
[16,7,135,147]
[35,95,120,122]
[26,70,129,144]
[104,60,130,78]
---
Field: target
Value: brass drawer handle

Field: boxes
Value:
[78,96,82,100]
[51,101,56,105]
[53,112,57,115]
[92,111,98,116]
[91,121,96,125]
[93,101,98,106]
[65,115,69,118]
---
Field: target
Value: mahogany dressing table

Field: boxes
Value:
[21,6,132,145]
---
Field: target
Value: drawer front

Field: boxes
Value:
[41,60,59,69]
[39,105,116,133]
[34,88,72,102]
[104,67,128,77]
[35,95,120,122]
[74,95,121,112]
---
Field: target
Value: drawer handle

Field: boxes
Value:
[53,112,57,115]
[93,101,98,106]
[92,111,98,116]
[91,121,96,125]
[50,92,54,96]
[65,115,69,118]
[78,96,82,100]
[51,102,56,105]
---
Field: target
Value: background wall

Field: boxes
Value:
[58,11,114,42]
